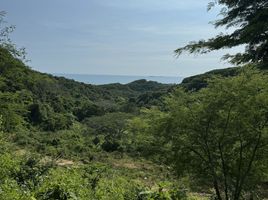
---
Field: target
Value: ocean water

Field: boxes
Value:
[54,74,183,85]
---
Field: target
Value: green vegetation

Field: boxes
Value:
[180,67,239,91]
[175,0,268,67]
[1,47,267,199]
[0,113,190,200]
[0,1,268,199]
[139,68,268,199]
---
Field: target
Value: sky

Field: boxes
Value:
[1,0,243,77]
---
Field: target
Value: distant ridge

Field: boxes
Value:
[54,73,183,85]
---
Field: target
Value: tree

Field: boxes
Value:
[175,1,268,67]
[74,101,104,121]
[0,11,26,61]
[84,112,133,152]
[0,91,29,132]
[154,68,268,200]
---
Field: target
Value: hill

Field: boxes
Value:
[0,46,186,199]
[1,47,267,199]
[180,67,240,91]
[0,47,171,132]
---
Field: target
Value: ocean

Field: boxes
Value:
[54,74,183,85]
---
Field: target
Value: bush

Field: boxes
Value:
[0,179,32,200]
[35,168,93,200]
[95,176,142,200]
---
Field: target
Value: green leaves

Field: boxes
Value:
[0,12,27,61]
[151,68,268,199]
[35,168,93,200]
[175,0,268,67]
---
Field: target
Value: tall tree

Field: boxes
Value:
[175,0,268,68]
[153,68,268,200]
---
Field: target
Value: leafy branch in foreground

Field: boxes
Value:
[175,0,268,67]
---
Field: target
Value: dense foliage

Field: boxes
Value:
[136,68,268,200]
[1,45,268,199]
[1,1,268,198]
[0,109,191,200]
[0,46,171,132]
[180,67,239,91]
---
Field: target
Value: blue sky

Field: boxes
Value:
[2,0,243,77]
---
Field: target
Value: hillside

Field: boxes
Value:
[0,46,187,199]
[1,47,267,199]
[1,0,268,198]
[0,47,171,132]
[180,67,240,91]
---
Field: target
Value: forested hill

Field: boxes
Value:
[0,46,243,133]
[180,67,240,91]
[0,47,172,132]
[1,43,267,200]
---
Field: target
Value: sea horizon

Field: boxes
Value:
[54,73,183,85]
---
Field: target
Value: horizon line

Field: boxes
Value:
[53,73,183,78]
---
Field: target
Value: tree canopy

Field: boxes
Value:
[150,67,268,200]
[175,0,268,67]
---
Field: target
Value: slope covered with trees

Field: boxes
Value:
[0,0,268,199]
[0,46,187,199]
[137,68,268,200]
[0,46,171,132]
